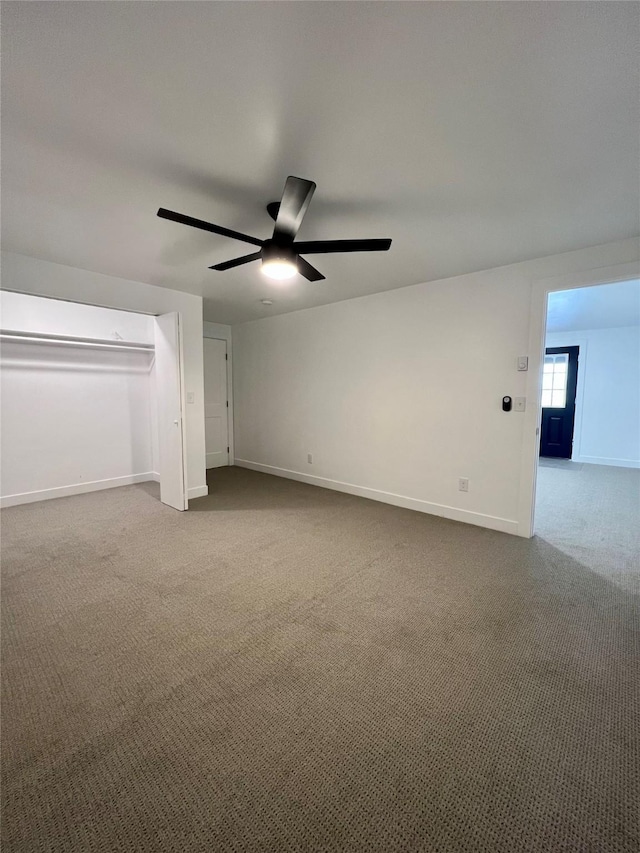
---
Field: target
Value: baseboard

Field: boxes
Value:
[188,484,209,500]
[0,472,157,508]
[234,459,519,536]
[576,456,640,469]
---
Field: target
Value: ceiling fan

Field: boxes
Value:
[157,176,392,282]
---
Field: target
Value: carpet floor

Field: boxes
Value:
[535,459,640,594]
[2,466,639,852]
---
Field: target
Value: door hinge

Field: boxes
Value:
[225,353,228,360]
[227,446,229,453]
[226,401,229,407]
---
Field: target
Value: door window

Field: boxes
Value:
[541,353,568,408]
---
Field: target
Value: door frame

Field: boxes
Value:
[539,345,579,459]
[543,333,589,463]
[517,260,640,538]
[203,323,234,465]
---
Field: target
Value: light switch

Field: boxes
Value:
[517,356,528,371]
[186,392,195,404]
[514,397,526,412]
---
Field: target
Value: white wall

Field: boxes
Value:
[0,291,156,505]
[546,325,640,468]
[1,252,207,499]
[233,238,639,536]
[203,321,232,343]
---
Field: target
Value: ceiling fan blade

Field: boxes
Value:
[209,251,262,271]
[296,256,325,282]
[273,176,316,242]
[157,208,263,247]
[293,239,392,254]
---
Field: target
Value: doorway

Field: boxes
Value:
[520,265,640,539]
[539,345,579,459]
[529,278,640,584]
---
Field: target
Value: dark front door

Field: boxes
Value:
[539,345,579,459]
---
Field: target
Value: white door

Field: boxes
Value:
[154,313,187,510]
[204,337,229,469]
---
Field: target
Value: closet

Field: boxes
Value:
[0,291,187,510]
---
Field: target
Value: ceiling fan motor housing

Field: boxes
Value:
[261,241,296,265]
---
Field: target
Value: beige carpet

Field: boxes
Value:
[535,460,640,594]
[2,466,639,852]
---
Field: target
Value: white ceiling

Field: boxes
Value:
[2,2,638,324]
[547,279,640,334]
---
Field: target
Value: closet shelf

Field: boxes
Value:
[0,329,154,353]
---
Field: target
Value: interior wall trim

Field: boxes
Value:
[577,456,640,469]
[0,472,157,508]
[234,459,520,536]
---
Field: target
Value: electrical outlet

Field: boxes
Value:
[307,454,313,464]
[458,478,469,492]
[514,397,526,412]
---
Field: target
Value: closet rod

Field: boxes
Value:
[0,329,154,353]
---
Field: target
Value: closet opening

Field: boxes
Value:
[0,291,187,510]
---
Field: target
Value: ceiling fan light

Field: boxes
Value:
[261,259,297,280]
